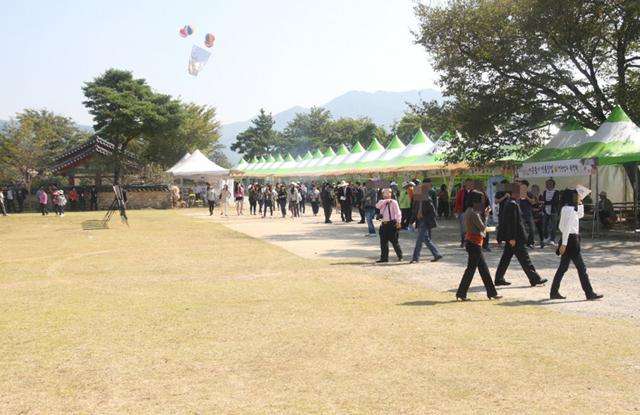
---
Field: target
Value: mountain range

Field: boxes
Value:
[219,89,442,163]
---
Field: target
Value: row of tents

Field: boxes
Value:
[231,105,640,180]
[231,129,455,178]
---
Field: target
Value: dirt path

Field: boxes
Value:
[187,208,640,321]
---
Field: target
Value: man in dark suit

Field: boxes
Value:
[321,183,334,224]
[410,179,443,263]
[494,184,547,287]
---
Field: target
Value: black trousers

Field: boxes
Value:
[522,216,535,246]
[379,222,402,261]
[400,208,412,229]
[311,201,319,215]
[340,201,352,222]
[0,201,6,215]
[278,199,287,217]
[551,235,595,298]
[299,199,305,213]
[249,200,257,214]
[358,207,365,223]
[262,200,273,217]
[40,203,48,215]
[322,203,332,223]
[457,242,497,298]
[438,201,449,218]
[494,243,542,285]
[208,201,215,215]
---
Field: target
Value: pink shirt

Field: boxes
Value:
[376,199,402,222]
[38,191,48,204]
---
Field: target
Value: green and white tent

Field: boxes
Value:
[341,141,366,167]
[354,137,385,168]
[296,151,314,169]
[305,149,325,169]
[316,147,337,168]
[378,135,406,162]
[233,157,248,171]
[327,144,351,167]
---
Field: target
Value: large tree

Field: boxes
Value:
[281,107,333,153]
[145,103,221,167]
[0,109,89,191]
[230,109,282,158]
[83,68,183,183]
[414,0,640,163]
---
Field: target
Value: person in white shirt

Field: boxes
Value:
[205,184,217,216]
[550,189,603,300]
[219,185,231,217]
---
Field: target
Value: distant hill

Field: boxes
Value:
[219,89,442,163]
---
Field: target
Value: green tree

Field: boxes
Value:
[145,103,221,167]
[206,142,231,168]
[414,0,640,163]
[281,107,333,153]
[0,109,89,191]
[328,117,389,148]
[83,68,183,183]
[230,109,282,158]
[392,101,454,144]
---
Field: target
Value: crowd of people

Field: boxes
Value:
[0,184,100,216]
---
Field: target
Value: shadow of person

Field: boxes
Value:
[398,299,459,306]
[497,298,589,307]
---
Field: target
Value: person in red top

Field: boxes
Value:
[68,187,79,211]
[456,190,500,301]
[453,179,474,247]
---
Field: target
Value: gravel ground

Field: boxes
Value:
[189,208,640,322]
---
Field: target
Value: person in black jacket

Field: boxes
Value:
[494,183,547,287]
[410,180,443,263]
[321,183,334,224]
[337,181,353,222]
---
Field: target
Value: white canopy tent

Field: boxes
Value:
[170,149,233,191]
[166,152,191,173]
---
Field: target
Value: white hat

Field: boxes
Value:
[337,180,349,187]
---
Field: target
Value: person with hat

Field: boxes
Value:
[375,188,403,263]
[597,190,616,229]
[494,183,547,287]
[337,180,353,222]
[455,190,500,301]
[550,189,603,300]
[410,179,443,263]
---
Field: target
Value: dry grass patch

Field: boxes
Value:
[1,210,639,414]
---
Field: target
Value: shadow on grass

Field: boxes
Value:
[497,299,589,307]
[399,299,459,306]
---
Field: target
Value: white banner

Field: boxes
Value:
[518,159,595,178]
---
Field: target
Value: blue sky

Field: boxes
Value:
[0,0,439,125]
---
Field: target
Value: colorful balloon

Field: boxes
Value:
[204,33,215,48]
[179,25,194,38]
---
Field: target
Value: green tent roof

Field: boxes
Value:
[275,154,284,162]
[258,156,266,163]
[295,155,302,162]
[284,153,295,162]
[561,117,587,132]
[336,144,350,155]
[386,135,405,149]
[302,151,313,160]
[409,129,429,145]
[365,137,385,151]
[250,156,258,163]
[323,147,336,157]
[312,149,323,158]
[606,105,632,123]
[238,158,247,164]
[266,155,276,163]
[350,141,365,153]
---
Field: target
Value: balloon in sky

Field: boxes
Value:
[179,25,194,38]
[188,45,211,76]
[204,33,215,48]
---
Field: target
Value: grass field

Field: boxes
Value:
[1,210,639,414]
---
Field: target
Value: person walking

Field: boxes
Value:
[494,184,547,287]
[363,180,378,236]
[410,180,443,263]
[550,189,603,301]
[454,179,474,247]
[5,186,15,213]
[288,183,300,218]
[399,182,413,230]
[262,185,274,218]
[517,180,537,248]
[309,185,320,216]
[542,178,560,245]
[277,184,288,218]
[437,184,450,218]
[299,183,307,215]
[248,183,258,215]
[16,185,27,213]
[206,184,217,216]
[219,184,231,216]
[36,187,48,215]
[234,183,245,215]
[0,188,7,216]
[321,183,334,224]
[337,181,353,222]
[89,187,98,211]
[455,190,501,301]
[375,188,403,263]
